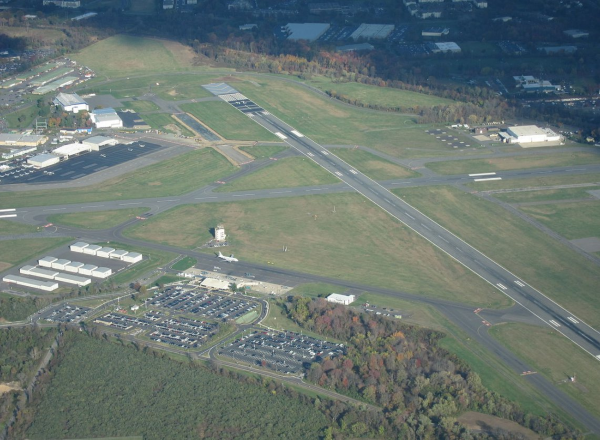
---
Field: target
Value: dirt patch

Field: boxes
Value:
[0,382,21,395]
[147,182,162,186]
[162,39,197,67]
[458,411,540,440]
[164,123,182,134]
[0,261,12,272]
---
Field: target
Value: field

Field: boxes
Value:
[395,186,600,327]
[24,334,328,440]
[0,149,235,209]
[239,145,288,159]
[0,219,38,234]
[124,193,506,307]
[287,282,341,299]
[495,186,600,203]
[47,208,148,230]
[171,256,197,271]
[0,237,72,270]
[519,200,600,240]
[307,75,456,109]
[466,173,600,191]
[137,113,194,136]
[329,148,418,180]
[426,152,600,175]
[215,157,339,192]
[179,101,278,142]
[490,323,600,420]
[123,100,160,113]
[5,104,40,129]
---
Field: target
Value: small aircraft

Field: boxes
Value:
[217,251,238,262]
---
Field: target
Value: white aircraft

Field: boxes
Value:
[217,251,238,262]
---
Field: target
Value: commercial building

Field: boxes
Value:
[201,278,231,291]
[53,92,89,113]
[505,125,561,144]
[215,224,227,242]
[52,142,90,158]
[81,136,118,151]
[3,274,58,292]
[0,134,47,147]
[2,147,37,160]
[20,265,59,280]
[350,24,395,40]
[283,23,330,41]
[90,108,123,129]
[28,153,61,169]
[326,293,356,305]
[54,273,91,286]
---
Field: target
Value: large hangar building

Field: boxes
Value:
[28,153,61,168]
[90,108,123,129]
[53,92,89,113]
[505,125,561,144]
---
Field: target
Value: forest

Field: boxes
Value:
[287,297,581,439]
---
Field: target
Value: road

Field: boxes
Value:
[205,86,600,366]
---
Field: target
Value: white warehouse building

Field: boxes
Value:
[53,92,89,113]
[90,108,123,129]
[326,293,356,306]
[506,125,561,144]
[28,153,61,169]
[3,275,58,292]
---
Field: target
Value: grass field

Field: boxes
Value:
[495,186,600,203]
[137,113,194,136]
[239,145,288,159]
[287,282,341,299]
[179,101,278,142]
[47,208,148,230]
[0,149,235,209]
[519,200,600,240]
[151,275,185,287]
[307,76,456,109]
[490,323,600,420]
[215,157,339,192]
[5,104,40,129]
[0,220,38,235]
[426,152,600,175]
[123,100,160,113]
[466,173,600,191]
[0,237,72,270]
[395,186,600,327]
[171,256,197,271]
[329,148,418,180]
[106,242,176,285]
[124,193,506,307]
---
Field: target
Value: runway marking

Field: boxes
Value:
[349,169,358,175]
[306,152,314,157]
[438,235,449,243]
[420,223,431,231]
[158,199,179,202]
[0,208,16,212]
[119,202,142,205]
[469,172,497,177]
[549,320,561,327]
[514,280,525,287]
[496,283,507,290]
[455,246,463,253]
[474,177,502,182]
[405,213,415,220]
[596,355,600,361]
[568,316,580,324]
[81,205,104,208]
[44,208,66,211]
[233,194,255,197]
[194,197,217,200]
[321,151,329,155]
[291,130,304,137]
[274,132,287,140]
[335,172,343,177]
[305,188,322,191]
[0,214,17,218]
[270,191,292,194]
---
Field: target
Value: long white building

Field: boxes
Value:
[506,125,561,144]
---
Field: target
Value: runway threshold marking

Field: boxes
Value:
[0,208,16,212]
[568,317,580,324]
[549,320,561,327]
[0,214,17,218]
[274,132,287,140]
[307,152,314,157]
[514,280,525,287]
[321,151,329,155]
[335,172,343,177]
[349,169,358,175]
[291,130,304,137]
[497,283,508,290]
[474,177,502,182]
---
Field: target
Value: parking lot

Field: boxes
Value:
[0,141,164,185]
[425,128,471,149]
[94,311,219,349]
[218,330,345,374]
[150,286,258,321]
[44,304,92,323]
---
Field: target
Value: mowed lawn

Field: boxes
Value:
[47,208,148,230]
[426,152,600,175]
[490,323,600,420]
[240,145,288,159]
[465,173,600,191]
[0,219,38,234]
[519,200,600,240]
[0,149,235,209]
[0,237,73,271]
[215,157,339,192]
[179,101,277,142]
[307,76,456,109]
[495,186,600,203]
[124,100,160,113]
[395,186,600,327]
[124,193,506,307]
[330,148,418,180]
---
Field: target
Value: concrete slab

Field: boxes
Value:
[570,237,600,253]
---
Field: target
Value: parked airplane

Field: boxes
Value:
[217,251,238,262]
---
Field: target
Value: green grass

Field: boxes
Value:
[124,193,506,307]
[47,208,148,230]
[151,275,186,287]
[179,101,277,142]
[0,237,72,270]
[466,173,600,191]
[5,105,39,129]
[395,186,600,327]
[427,152,600,175]
[235,310,258,324]
[495,186,600,203]
[519,200,600,240]
[0,149,236,209]
[0,219,38,234]
[124,100,160,113]
[490,323,600,420]
[239,145,288,159]
[306,75,456,109]
[106,242,177,285]
[287,282,341,299]
[215,157,339,192]
[330,148,418,180]
[171,256,197,271]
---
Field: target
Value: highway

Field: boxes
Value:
[206,85,600,364]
